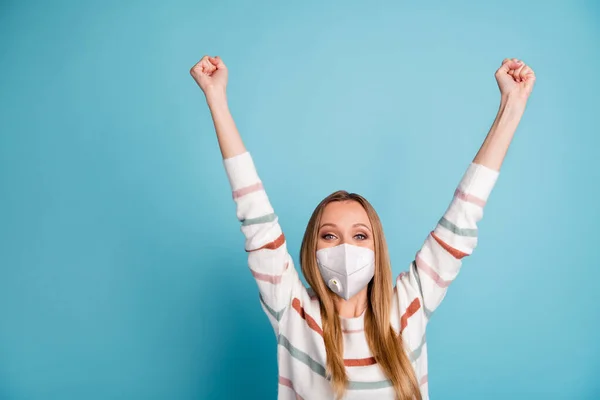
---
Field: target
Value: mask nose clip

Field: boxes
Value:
[328,278,342,294]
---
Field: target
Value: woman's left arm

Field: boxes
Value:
[397,58,536,320]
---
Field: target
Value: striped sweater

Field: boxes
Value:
[223,152,499,399]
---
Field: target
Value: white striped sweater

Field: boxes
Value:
[223,152,499,399]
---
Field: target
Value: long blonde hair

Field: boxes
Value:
[300,190,421,400]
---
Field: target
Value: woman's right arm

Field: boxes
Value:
[190,56,302,335]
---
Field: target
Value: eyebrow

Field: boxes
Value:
[319,222,372,232]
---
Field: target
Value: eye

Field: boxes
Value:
[322,233,337,240]
[354,233,368,240]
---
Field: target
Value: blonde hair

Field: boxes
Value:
[300,190,421,400]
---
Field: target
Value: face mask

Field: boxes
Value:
[316,244,375,301]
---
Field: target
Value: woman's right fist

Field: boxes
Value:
[190,55,228,95]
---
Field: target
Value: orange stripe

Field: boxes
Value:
[431,231,468,259]
[246,233,286,252]
[292,298,323,336]
[400,297,421,333]
[344,357,377,367]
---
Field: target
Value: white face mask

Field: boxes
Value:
[316,244,375,301]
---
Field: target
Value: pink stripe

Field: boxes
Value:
[419,374,428,386]
[415,254,452,288]
[279,376,304,400]
[233,182,263,199]
[250,262,288,284]
[342,328,364,334]
[397,271,408,281]
[394,271,408,293]
[454,188,486,207]
[394,272,407,294]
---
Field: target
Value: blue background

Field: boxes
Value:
[1,0,599,399]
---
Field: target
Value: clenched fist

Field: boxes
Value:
[190,55,228,96]
[495,58,536,101]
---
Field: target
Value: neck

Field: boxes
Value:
[335,287,369,318]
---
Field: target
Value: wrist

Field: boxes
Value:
[500,93,528,110]
[498,94,527,120]
[204,86,228,106]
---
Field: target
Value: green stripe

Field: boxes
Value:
[278,335,392,390]
[438,217,478,237]
[409,333,427,363]
[259,294,286,321]
[411,261,424,296]
[423,306,434,320]
[347,379,393,390]
[242,213,277,226]
[411,261,436,319]
[278,335,327,377]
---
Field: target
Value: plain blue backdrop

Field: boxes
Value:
[1,0,599,399]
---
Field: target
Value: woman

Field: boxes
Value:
[190,55,535,400]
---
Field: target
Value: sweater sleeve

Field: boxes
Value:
[223,152,304,336]
[396,163,499,321]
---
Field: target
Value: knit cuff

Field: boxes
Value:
[223,152,261,191]
[458,163,500,202]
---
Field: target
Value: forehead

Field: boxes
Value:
[320,200,371,227]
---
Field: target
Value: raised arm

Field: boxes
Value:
[191,56,246,159]
[396,58,536,319]
[473,58,536,171]
[190,56,304,335]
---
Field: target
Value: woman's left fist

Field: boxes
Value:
[495,58,536,101]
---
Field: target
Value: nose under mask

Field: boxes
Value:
[316,243,375,301]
